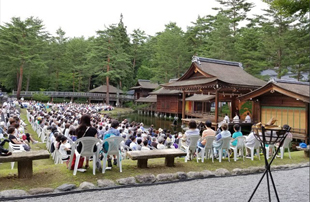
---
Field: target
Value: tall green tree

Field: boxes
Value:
[130,29,148,79]
[0,17,49,98]
[259,8,295,78]
[48,28,68,91]
[203,14,235,60]
[286,17,310,81]
[151,23,191,83]
[213,0,254,36]
[263,0,309,17]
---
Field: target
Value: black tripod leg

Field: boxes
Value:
[268,169,280,202]
[248,169,268,202]
[266,169,271,202]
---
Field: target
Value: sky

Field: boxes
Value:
[0,0,269,38]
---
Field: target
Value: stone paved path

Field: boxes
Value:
[16,167,309,202]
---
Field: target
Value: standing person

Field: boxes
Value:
[75,114,98,169]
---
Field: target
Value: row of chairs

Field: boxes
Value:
[27,111,124,175]
[181,135,292,163]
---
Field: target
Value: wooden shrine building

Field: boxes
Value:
[150,79,182,116]
[161,56,266,125]
[238,79,309,143]
[131,80,159,100]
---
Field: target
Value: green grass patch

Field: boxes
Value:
[100,107,134,117]
[0,109,308,191]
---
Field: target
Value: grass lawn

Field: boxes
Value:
[0,109,308,191]
[100,107,134,117]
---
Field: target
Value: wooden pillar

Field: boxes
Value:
[306,103,309,144]
[215,90,219,125]
[182,91,185,123]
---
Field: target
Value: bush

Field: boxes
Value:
[32,93,50,102]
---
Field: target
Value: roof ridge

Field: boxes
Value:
[138,79,151,82]
[192,56,242,68]
[271,78,310,86]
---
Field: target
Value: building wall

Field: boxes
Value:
[156,95,182,114]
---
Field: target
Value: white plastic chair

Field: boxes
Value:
[230,136,246,161]
[218,137,232,163]
[69,137,100,175]
[9,142,25,169]
[266,144,276,160]
[278,137,292,159]
[197,136,216,163]
[181,135,200,162]
[101,136,123,174]
[246,138,261,161]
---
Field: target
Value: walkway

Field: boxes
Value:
[18,167,309,202]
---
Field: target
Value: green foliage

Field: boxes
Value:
[263,0,309,17]
[0,7,308,94]
[32,93,50,102]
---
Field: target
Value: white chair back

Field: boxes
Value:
[221,137,232,150]
[102,136,123,155]
[188,135,200,151]
[9,142,25,152]
[205,136,216,149]
[235,136,246,148]
[74,137,100,157]
[282,137,292,148]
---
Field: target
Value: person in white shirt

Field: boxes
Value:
[157,138,166,150]
[59,136,71,161]
[129,136,138,151]
[141,140,150,151]
[233,112,240,123]
[244,113,251,123]
[223,114,230,123]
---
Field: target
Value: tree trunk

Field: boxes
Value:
[88,76,91,91]
[56,70,59,91]
[16,62,25,100]
[106,55,110,105]
[26,75,30,91]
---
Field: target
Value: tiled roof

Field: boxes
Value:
[136,95,157,103]
[89,85,123,94]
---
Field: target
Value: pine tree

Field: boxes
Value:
[0,17,49,99]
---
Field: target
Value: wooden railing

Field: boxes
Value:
[11,91,134,100]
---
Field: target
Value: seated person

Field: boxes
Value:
[59,136,71,161]
[244,113,251,123]
[231,124,243,147]
[232,112,240,123]
[157,138,166,150]
[136,139,142,151]
[129,136,138,151]
[213,123,231,157]
[223,114,230,123]
[197,120,215,152]
[184,120,200,146]
[7,127,30,151]
[141,140,150,151]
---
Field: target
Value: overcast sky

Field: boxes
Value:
[0,0,269,38]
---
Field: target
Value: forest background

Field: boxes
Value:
[0,0,309,98]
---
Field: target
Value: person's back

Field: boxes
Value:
[185,120,199,146]
[231,124,242,146]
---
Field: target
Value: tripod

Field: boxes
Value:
[248,127,289,202]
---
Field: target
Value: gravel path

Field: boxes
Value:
[15,167,309,202]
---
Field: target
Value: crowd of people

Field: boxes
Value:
[0,100,293,169]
